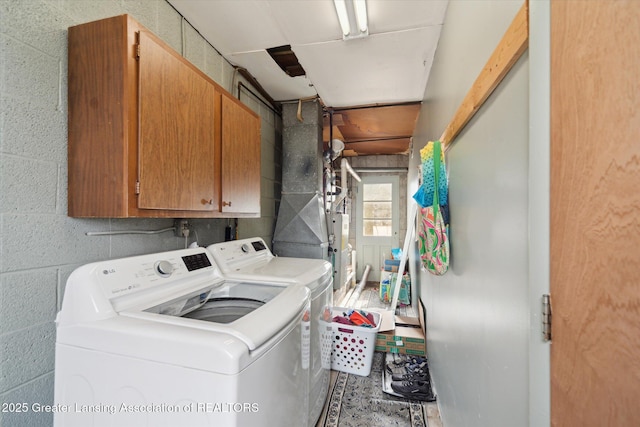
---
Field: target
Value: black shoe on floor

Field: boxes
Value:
[385,354,414,372]
[390,380,434,401]
[391,372,430,382]
[386,360,427,376]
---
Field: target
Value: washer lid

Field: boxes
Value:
[121,282,309,350]
[230,257,332,290]
[208,238,332,292]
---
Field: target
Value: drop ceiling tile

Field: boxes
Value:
[227,50,317,101]
[367,0,449,33]
[168,0,288,55]
[268,0,344,45]
[292,26,442,107]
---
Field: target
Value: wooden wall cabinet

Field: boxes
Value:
[68,15,261,218]
[221,93,261,214]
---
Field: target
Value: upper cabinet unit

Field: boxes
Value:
[221,93,261,214]
[67,15,261,218]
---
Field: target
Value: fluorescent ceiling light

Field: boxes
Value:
[333,0,368,40]
[353,0,367,33]
[333,0,350,36]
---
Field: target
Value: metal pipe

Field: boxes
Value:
[353,167,408,173]
[343,158,361,182]
[237,81,281,116]
[332,158,361,210]
[86,227,175,236]
[328,101,421,112]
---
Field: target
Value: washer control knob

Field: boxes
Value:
[241,243,250,253]
[155,260,173,277]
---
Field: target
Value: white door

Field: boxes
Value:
[356,175,400,282]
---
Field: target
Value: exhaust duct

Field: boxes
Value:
[273,100,329,260]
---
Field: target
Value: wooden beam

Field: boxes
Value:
[440,1,529,149]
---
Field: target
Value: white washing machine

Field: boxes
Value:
[54,248,310,427]
[207,238,333,427]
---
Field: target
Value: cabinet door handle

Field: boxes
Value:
[222,201,232,207]
[202,198,214,205]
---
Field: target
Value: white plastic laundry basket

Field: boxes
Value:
[330,307,381,376]
[320,317,333,370]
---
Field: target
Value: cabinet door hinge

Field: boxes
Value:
[135,181,140,195]
[542,294,552,342]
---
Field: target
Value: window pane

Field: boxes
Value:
[363,183,392,201]
[363,201,392,219]
[363,220,392,236]
[362,182,394,237]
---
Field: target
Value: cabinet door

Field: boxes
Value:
[221,94,261,214]
[137,31,218,211]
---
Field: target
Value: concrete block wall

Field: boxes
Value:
[0,1,280,426]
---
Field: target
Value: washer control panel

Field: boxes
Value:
[207,238,272,272]
[96,249,215,299]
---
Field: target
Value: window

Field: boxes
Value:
[362,183,393,236]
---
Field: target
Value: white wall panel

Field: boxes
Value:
[409,1,531,426]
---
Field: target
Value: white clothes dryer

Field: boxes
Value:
[207,238,333,427]
[54,248,310,427]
